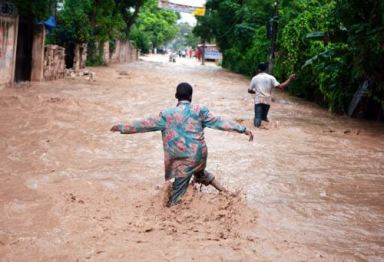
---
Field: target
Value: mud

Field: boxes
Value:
[0,55,383,261]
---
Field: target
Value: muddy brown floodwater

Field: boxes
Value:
[0,55,383,261]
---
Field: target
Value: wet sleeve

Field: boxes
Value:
[248,78,256,92]
[271,76,280,88]
[201,107,246,133]
[118,112,166,134]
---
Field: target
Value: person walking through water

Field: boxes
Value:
[111,82,253,207]
[248,63,295,128]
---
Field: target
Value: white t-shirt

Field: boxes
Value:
[249,72,280,105]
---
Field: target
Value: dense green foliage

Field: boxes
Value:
[194,0,271,76]
[13,0,54,20]
[333,0,384,110]
[276,1,343,110]
[42,0,178,64]
[194,0,384,117]
[129,0,178,53]
[49,0,135,52]
[52,0,93,44]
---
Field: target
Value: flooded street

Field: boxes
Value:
[1,55,383,261]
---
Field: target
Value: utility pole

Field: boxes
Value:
[268,0,278,74]
[201,40,205,65]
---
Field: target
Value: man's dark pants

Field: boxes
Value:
[254,103,270,127]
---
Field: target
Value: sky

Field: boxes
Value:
[167,0,207,26]
[178,13,197,26]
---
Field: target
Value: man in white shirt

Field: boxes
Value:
[248,63,295,128]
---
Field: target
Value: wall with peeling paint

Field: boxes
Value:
[0,16,18,88]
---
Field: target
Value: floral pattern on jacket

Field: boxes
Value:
[118,101,246,180]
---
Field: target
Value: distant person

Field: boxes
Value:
[248,63,295,128]
[196,48,201,61]
[169,51,176,62]
[111,83,253,206]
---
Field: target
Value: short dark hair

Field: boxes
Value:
[258,63,268,72]
[175,82,193,101]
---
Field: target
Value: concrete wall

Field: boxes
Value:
[0,15,18,88]
[73,43,87,71]
[103,41,110,65]
[43,45,65,80]
[31,24,45,81]
[110,40,138,64]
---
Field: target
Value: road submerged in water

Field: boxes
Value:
[0,55,383,261]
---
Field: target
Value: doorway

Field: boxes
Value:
[14,16,33,82]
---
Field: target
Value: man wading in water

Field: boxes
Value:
[111,82,253,206]
[248,63,295,128]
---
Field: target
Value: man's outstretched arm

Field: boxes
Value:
[277,74,296,90]
[202,107,253,141]
[111,113,165,134]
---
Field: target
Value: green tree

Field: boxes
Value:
[129,0,178,53]
[52,0,93,44]
[194,0,272,75]
[87,0,126,64]
[173,22,198,50]
[276,1,337,106]
[13,0,54,20]
[333,0,384,108]
[194,0,384,117]
[115,0,146,36]
[90,0,125,42]
[49,0,143,65]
